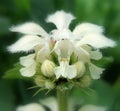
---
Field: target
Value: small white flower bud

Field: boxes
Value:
[41,60,56,77]
[80,75,91,87]
[75,61,86,78]
[45,81,55,89]
[34,76,46,87]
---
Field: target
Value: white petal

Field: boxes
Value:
[20,54,35,67]
[73,23,104,38]
[16,103,45,111]
[79,33,116,48]
[89,63,104,79]
[40,97,58,111]
[20,62,36,77]
[51,29,73,40]
[81,44,92,52]
[90,50,102,60]
[53,39,74,59]
[65,65,77,79]
[54,66,63,79]
[10,22,48,37]
[46,11,75,29]
[79,104,107,111]
[8,35,45,52]
[54,61,77,79]
[74,46,90,63]
[36,43,50,63]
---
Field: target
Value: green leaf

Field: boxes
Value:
[0,80,15,111]
[91,80,115,106]
[71,80,115,108]
[3,62,24,79]
[0,17,11,35]
[71,87,98,105]
[13,0,30,12]
[110,78,120,111]
[113,78,120,93]
[92,57,114,67]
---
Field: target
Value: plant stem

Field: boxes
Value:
[57,89,68,111]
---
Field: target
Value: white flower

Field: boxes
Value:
[16,103,45,111]
[53,39,76,79]
[54,60,77,79]
[8,22,50,56]
[19,54,36,77]
[40,97,58,111]
[79,104,107,111]
[8,10,116,79]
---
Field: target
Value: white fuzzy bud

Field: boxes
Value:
[80,75,91,87]
[45,81,55,89]
[41,60,56,77]
[34,75,46,87]
[75,61,86,78]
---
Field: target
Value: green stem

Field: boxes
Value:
[57,89,68,111]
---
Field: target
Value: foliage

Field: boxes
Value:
[0,0,120,111]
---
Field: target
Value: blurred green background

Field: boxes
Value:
[0,0,120,111]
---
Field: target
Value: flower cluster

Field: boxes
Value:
[16,98,106,111]
[8,11,115,90]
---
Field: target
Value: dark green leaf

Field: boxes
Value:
[0,80,15,111]
[3,63,24,79]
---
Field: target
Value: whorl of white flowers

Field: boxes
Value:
[16,99,107,111]
[8,11,115,89]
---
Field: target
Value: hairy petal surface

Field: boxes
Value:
[78,33,116,48]
[8,35,45,52]
[73,23,104,38]
[10,22,48,37]
[46,11,75,29]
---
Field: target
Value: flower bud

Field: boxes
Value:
[41,60,56,77]
[45,81,55,89]
[75,61,85,78]
[79,75,91,87]
[34,75,46,87]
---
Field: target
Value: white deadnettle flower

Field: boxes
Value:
[8,10,115,79]
[53,39,76,79]
[16,103,46,111]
